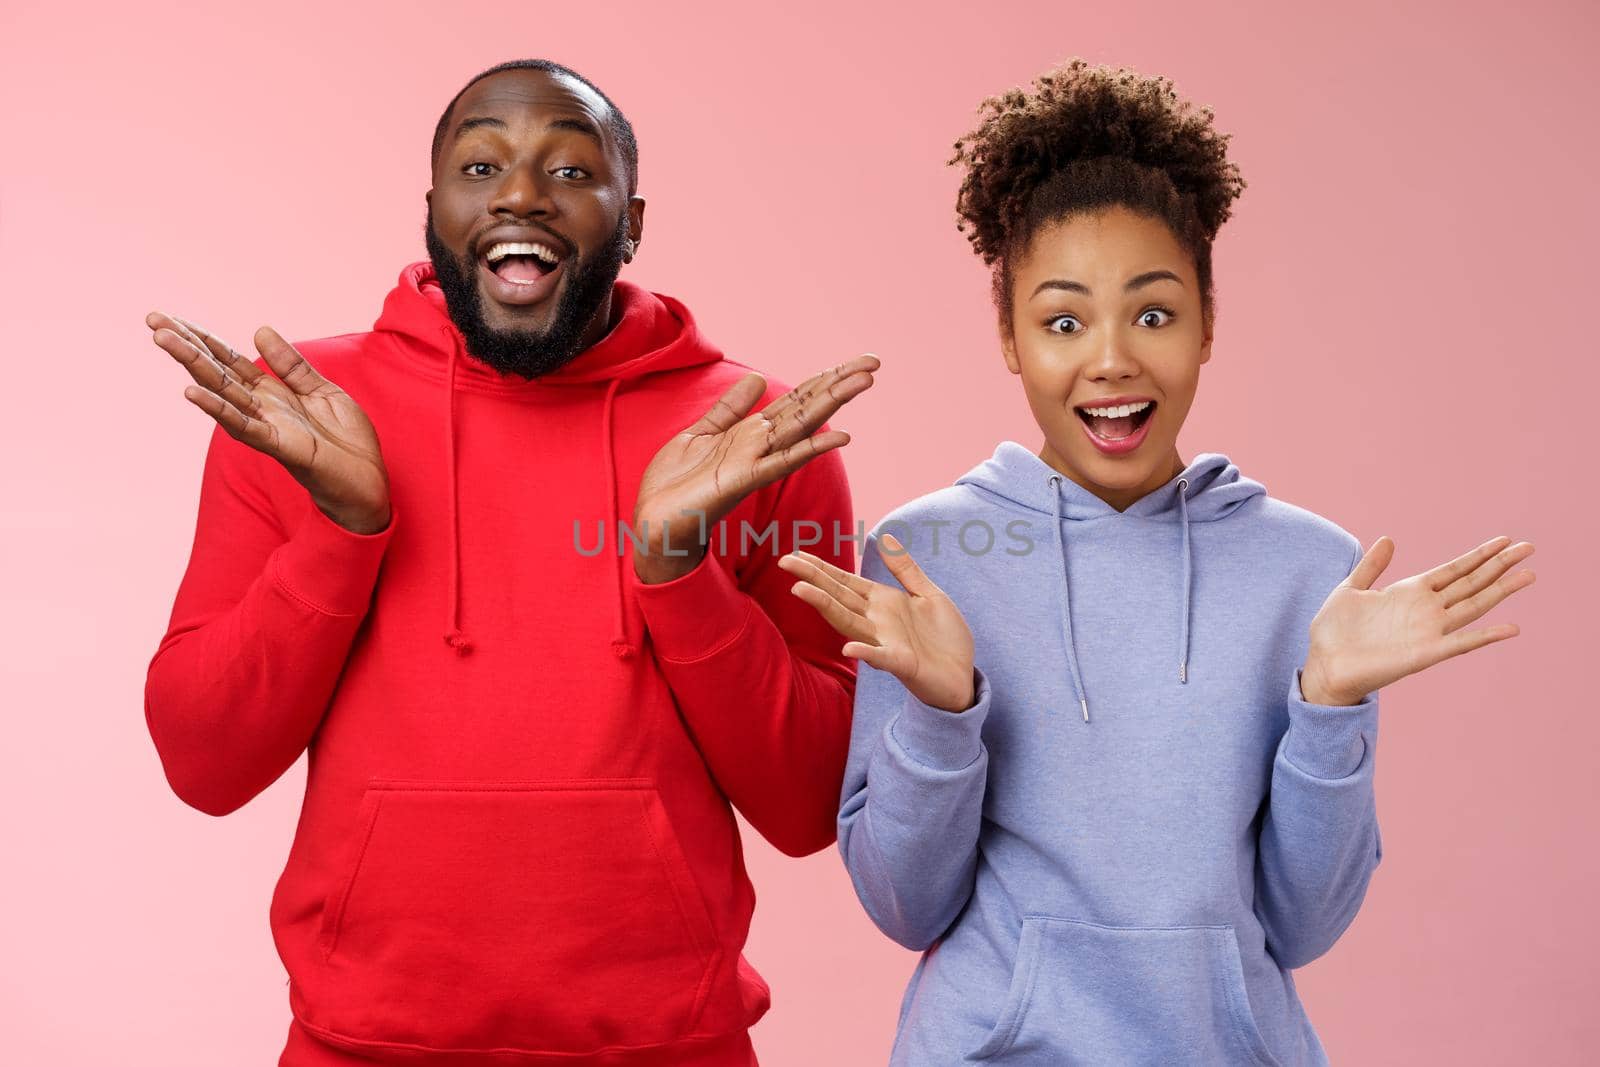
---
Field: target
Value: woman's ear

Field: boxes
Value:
[1000,316,1021,374]
[1198,310,1214,366]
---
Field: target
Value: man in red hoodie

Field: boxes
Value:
[143,59,874,1066]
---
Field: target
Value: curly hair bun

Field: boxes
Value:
[951,58,1246,270]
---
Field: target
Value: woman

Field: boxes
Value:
[777,59,1535,1065]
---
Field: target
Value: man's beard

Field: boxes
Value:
[424,208,630,380]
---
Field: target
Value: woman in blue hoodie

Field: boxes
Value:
[777,59,1536,1066]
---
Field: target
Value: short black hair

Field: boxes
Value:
[430,59,639,194]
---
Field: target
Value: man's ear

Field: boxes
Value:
[425,187,432,211]
[626,195,646,258]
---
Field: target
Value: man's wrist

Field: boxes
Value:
[314,498,392,536]
[632,548,707,585]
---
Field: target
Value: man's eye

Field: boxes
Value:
[1046,314,1083,334]
[553,166,589,180]
[1138,307,1175,327]
[464,162,495,177]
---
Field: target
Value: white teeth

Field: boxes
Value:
[1080,400,1152,418]
[485,240,561,266]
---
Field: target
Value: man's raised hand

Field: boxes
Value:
[147,312,392,534]
[631,354,880,583]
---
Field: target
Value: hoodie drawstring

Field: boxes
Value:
[1049,472,1197,722]
[1177,476,1192,685]
[601,376,636,659]
[441,336,474,655]
[1048,475,1092,723]
[436,338,637,661]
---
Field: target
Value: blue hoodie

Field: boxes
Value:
[838,441,1382,1066]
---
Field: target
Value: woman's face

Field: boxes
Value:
[1002,205,1212,511]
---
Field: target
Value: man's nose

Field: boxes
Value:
[488,165,556,218]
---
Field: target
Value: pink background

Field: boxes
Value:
[3,0,1594,1062]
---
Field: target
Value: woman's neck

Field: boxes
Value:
[1037,443,1187,512]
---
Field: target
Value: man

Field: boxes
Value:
[143,59,875,1067]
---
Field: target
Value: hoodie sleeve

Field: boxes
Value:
[144,422,393,817]
[627,444,856,858]
[835,533,993,952]
[1254,540,1384,970]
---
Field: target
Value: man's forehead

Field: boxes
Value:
[450,69,612,139]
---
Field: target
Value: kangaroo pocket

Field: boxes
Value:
[969,916,1281,1066]
[299,778,721,1056]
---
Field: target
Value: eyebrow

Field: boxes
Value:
[451,114,605,147]
[1030,270,1185,298]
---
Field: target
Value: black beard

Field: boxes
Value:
[424,208,630,379]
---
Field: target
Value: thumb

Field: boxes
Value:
[686,371,766,434]
[879,533,940,597]
[1343,535,1395,591]
[254,325,331,397]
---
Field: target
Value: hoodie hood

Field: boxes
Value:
[955,440,1266,722]
[373,260,725,658]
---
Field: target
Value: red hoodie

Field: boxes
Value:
[144,262,857,1066]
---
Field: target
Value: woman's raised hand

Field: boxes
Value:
[778,533,978,713]
[1300,535,1536,706]
[147,312,391,534]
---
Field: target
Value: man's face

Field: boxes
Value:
[426,68,644,378]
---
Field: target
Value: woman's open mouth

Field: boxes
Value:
[479,239,565,307]
[1075,398,1156,456]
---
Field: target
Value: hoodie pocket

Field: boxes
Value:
[969,917,1280,1066]
[308,778,720,1055]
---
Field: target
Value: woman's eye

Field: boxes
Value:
[1138,307,1174,327]
[553,166,589,180]
[464,162,495,177]
[1046,314,1083,334]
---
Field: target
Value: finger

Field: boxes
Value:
[783,548,877,600]
[156,316,262,416]
[182,384,278,454]
[685,372,767,435]
[1434,622,1521,662]
[788,579,877,644]
[1425,535,1514,591]
[778,551,869,613]
[1343,536,1395,591]
[758,353,881,424]
[842,639,896,673]
[174,315,264,385]
[1443,569,1536,632]
[151,324,252,412]
[760,365,877,452]
[254,326,332,397]
[1440,541,1535,609]
[749,429,850,487]
[877,533,941,598]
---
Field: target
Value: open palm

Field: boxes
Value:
[147,312,390,531]
[779,533,977,713]
[1303,534,1536,705]
[632,355,878,577]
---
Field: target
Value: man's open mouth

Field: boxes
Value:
[484,240,563,285]
[1075,399,1156,441]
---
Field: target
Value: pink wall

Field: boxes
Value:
[2,0,1593,1062]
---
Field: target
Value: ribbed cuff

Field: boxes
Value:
[1283,667,1378,780]
[888,666,992,772]
[270,502,395,618]
[628,550,754,663]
